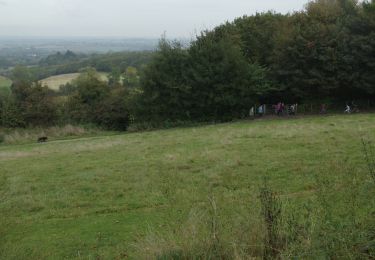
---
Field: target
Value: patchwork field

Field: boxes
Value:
[40,72,109,90]
[0,114,374,259]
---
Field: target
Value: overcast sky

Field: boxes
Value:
[0,0,307,38]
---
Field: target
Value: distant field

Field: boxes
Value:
[1,114,374,258]
[40,72,108,90]
[0,76,12,92]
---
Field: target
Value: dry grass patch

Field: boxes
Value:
[40,72,109,90]
[0,125,102,145]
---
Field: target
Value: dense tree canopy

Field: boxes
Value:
[64,68,130,130]
[139,0,375,122]
[5,67,57,127]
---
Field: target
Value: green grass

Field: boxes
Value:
[40,72,109,90]
[0,125,110,145]
[0,114,375,259]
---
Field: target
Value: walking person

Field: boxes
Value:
[290,104,296,115]
[276,102,282,116]
[345,104,351,114]
[249,106,255,118]
[281,102,285,116]
[258,104,264,117]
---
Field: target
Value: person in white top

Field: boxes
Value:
[249,107,255,117]
[258,105,264,116]
[345,104,351,114]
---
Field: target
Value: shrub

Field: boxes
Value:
[21,83,58,126]
[0,94,25,128]
[94,88,130,131]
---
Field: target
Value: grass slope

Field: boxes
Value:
[0,114,374,258]
[40,72,108,90]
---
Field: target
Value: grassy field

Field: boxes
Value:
[0,75,12,95]
[0,114,374,259]
[0,125,110,145]
[40,72,109,90]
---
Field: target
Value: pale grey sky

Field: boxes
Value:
[0,0,307,38]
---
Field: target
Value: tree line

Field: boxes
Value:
[31,51,153,80]
[140,0,375,122]
[1,0,374,130]
[0,66,135,130]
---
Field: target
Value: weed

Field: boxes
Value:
[259,179,283,259]
[362,138,375,183]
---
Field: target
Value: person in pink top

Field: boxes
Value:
[276,102,282,116]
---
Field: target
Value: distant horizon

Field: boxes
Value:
[0,37,163,54]
[0,0,307,38]
[0,35,163,40]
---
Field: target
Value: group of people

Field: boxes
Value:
[249,103,298,117]
[249,102,361,118]
[274,102,297,116]
[249,104,266,117]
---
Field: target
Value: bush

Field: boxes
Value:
[62,69,131,130]
[0,95,25,128]
[21,83,58,126]
[94,88,130,131]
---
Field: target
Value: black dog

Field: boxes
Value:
[37,136,48,143]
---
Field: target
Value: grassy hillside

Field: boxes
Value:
[40,72,108,90]
[0,115,374,258]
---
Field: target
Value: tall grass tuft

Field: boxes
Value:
[134,139,375,259]
[362,138,375,183]
[135,198,233,259]
[259,179,283,259]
